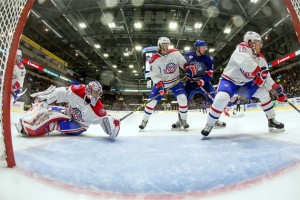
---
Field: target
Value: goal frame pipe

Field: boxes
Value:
[2,0,35,167]
[284,0,300,45]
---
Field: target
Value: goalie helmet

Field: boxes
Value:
[157,37,170,48]
[194,40,208,49]
[85,81,103,106]
[243,31,263,46]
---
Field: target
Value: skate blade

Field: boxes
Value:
[213,126,226,129]
[269,128,285,133]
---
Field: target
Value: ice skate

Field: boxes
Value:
[15,119,26,136]
[171,121,181,129]
[201,124,213,136]
[213,120,226,129]
[268,118,285,132]
[180,119,189,129]
[139,120,148,130]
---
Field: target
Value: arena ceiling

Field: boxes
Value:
[23,0,299,88]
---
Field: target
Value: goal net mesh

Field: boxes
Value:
[0,0,29,167]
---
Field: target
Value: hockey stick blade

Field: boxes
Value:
[17,88,27,97]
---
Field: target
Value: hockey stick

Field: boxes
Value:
[120,77,186,121]
[285,100,300,113]
[270,90,300,114]
[17,88,27,97]
[199,87,244,118]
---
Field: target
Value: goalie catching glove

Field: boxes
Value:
[30,85,57,104]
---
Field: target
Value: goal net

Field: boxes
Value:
[0,0,34,167]
[285,0,300,44]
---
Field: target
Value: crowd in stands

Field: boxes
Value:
[17,62,300,111]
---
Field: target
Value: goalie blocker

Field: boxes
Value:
[16,82,120,139]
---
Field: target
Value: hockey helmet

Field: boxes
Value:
[157,37,170,47]
[16,49,22,56]
[85,81,103,106]
[243,31,263,46]
[194,40,208,49]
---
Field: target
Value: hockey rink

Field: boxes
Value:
[1,108,300,200]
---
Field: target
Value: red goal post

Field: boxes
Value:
[0,0,35,167]
[284,0,300,45]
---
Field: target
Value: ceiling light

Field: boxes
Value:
[79,22,87,29]
[112,65,117,68]
[194,22,202,29]
[135,74,138,76]
[209,48,215,52]
[108,22,116,28]
[251,0,258,3]
[169,21,178,30]
[184,46,190,51]
[124,52,129,56]
[118,70,122,73]
[134,22,142,29]
[129,64,134,68]
[224,27,231,34]
[103,53,109,57]
[94,44,101,49]
[135,45,142,51]
[133,70,137,73]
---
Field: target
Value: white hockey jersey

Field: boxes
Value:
[12,62,26,90]
[149,49,186,88]
[54,85,107,127]
[222,42,262,86]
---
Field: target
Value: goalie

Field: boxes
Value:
[15,81,120,140]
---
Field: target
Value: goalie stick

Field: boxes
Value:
[16,88,27,97]
[120,77,186,121]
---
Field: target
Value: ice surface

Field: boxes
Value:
[1,109,300,200]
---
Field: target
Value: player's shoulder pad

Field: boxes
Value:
[17,62,25,69]
[149,53,161,64]
[71,84,86,98]
[169,48,179,54]
[237,42,251,49]
[256,52,266,59]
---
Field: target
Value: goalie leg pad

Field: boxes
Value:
[100,116,120,140]
[59,120,87,135]
[22,111,70,136]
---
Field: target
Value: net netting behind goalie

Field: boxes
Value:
[285,0,300,44]
[0,0,34,167]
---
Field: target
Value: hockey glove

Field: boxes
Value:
[196,79,204,88]
[185,64,197,78]
[274,85,287,102]
[254,68,269,87]
[156,81,167,96]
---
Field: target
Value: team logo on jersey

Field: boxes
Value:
[99,108,107,116]
[240,68,255,79]
[70,107,83,121]
[163,62,177,74]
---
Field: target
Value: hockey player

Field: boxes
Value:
[172,40,225,129]
[15,81,120,140]
[139,37,189,130]
[201,31,286,136]
[11,49,26,105]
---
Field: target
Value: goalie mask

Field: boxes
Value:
[85,81,103,106]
